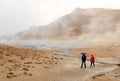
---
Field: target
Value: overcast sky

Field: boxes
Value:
[0,0,120,36]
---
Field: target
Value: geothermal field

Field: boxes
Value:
[0,44,120,81]
[0,8,120,81]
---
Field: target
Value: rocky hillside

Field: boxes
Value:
[14,8,120,41]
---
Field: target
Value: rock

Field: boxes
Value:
[23,72,28,75]
[8,59,16,63]
[92,76,96,79]
[24,61,32,64]
[20,57,25,60]
[8,72,14,75]
[60,57,63,60]
[26,65,31,68]
[23,68,29,71]
[6,75,11,78]
[0,64,4,66]
[32,66,35,68]
[44,66,50,69]
[29,73,32,76]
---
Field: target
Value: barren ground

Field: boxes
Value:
[0,44,120,81]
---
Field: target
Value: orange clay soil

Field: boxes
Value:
[0,44,120,81]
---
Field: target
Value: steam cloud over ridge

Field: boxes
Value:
[13,8,120,44]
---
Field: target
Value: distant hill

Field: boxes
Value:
[14,8,120,43]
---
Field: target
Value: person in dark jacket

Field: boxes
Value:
[81,53,87,68]
[90,55,95,67]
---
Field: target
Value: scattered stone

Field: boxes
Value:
[117,64,120,66]
[115,75,118,77]
[8,72,14,75]
[44,66,50,69]
[29,73,32,76]
[26,65,31,68]
[24,61,32,64]
[23,65,26,67]
[32,66,35,68]
[23,68,29,71]
[14,64,21,67]
[20,57,24,60]
[92,73,105,79]
[97,73,105,77]
[6,54,11,56]
[34,62,42,64]
[8,59,16,63]
[60,57,63,60]
[6,67,12,71]
[43,59,45,62]
[6,75,11,78]
[0,64,4,66]
[9,69,12,71]
[49,62,52,64]
[23,72,28,75]
[92,76,96,79]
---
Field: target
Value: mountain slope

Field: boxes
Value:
[14,8,120,41]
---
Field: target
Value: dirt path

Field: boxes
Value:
[28,58,118,81]
[45,59,118,81]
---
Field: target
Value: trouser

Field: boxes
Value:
[90,61,95,67]
[81,61,86,68]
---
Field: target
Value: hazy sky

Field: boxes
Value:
[0,0,120,36]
